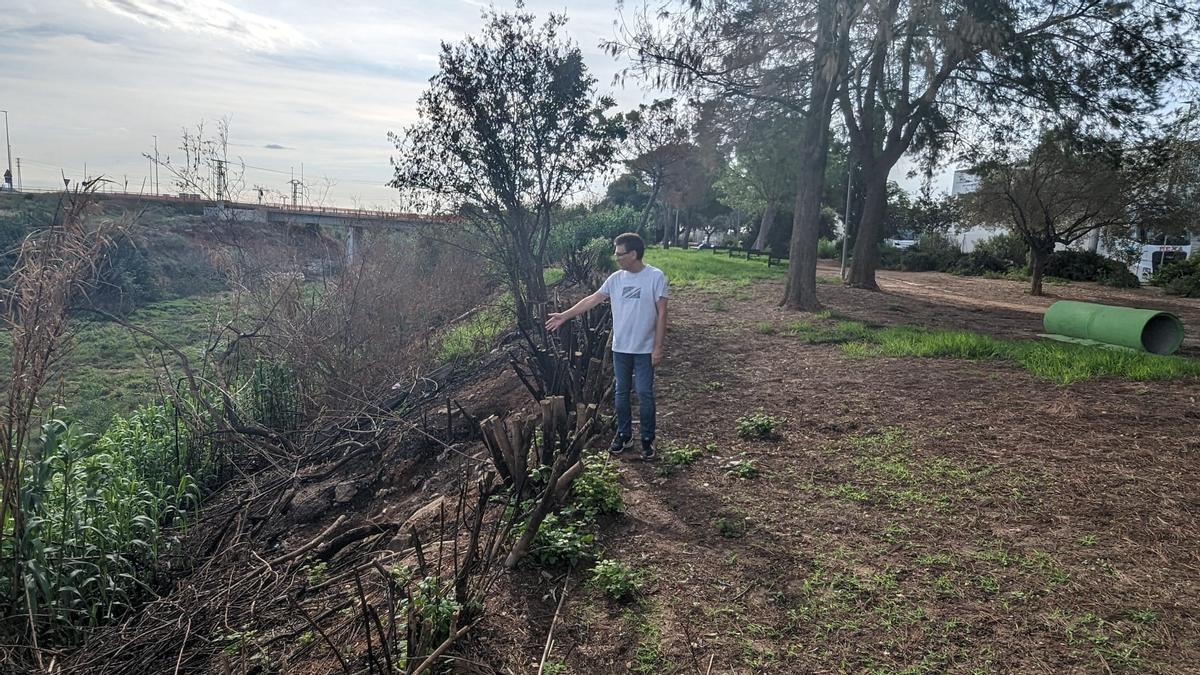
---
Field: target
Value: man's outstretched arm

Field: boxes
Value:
[545,291,608,331]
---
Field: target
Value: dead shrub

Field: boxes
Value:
[245,231,491,417]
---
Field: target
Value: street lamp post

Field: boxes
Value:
[839,165,853,281]
[1,110,11,190]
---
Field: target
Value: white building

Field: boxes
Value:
[950,170,996,252]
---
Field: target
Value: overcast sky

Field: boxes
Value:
[1,1,948,208]
[1,0,660,206]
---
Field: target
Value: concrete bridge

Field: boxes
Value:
[199,202,454,260]
[6,188,456,261]
[77,190,453,261]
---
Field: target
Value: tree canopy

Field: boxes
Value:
[390,9,624,326]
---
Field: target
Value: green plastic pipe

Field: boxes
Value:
[1043,300,1185,355]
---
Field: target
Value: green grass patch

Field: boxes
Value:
[786,315,1200,383]
[437,299,514,363]
[437,267,565,363]
[819,428,988,512]
[624,604,670,674]
[642,246,785,288]
[788,318,874,344]
[1048,610,1157,670]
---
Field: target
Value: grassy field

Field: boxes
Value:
[1,293,232,431]
[644,246,787,287]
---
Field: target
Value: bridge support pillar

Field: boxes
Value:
[347,225,364,263]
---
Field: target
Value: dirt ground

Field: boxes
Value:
[475,271,1200,674]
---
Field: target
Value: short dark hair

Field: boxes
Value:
[614,232,645,260]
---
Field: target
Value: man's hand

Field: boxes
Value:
[652,347,663,368]
[545,312,568,332]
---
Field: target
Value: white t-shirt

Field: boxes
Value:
[599,265,669,354]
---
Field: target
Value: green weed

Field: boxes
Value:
[715,516,748,538]
[563,454,624,521]
[736,412,781,440]
[589,559,645,602]
[528,513,595,567]
[664,444,703,466]
[725,458,760,479]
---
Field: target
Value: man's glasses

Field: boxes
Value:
[614,250,634,258]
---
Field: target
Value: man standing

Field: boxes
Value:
[545,233,669,460]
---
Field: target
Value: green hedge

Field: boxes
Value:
[1151,255,1200,297]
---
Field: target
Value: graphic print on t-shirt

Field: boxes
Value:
[621,286,642,299]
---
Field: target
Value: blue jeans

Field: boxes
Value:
[613,352,655,444]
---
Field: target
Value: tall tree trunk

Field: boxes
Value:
[781,0,844,312]
[753,202,778,251]
[1029,246,1050,296]
[782,135,832,311]
[514,226,547,330]
[847,162,889,290]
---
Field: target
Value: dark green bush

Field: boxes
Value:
[92,234,161,313]
[879,234,966,273]
[972,233,1028,269]
[1151,255,1200,297]
[895,249,961,272]
[953,249,1013,276]
[1043,250,1138,288]
[549,206,637,262]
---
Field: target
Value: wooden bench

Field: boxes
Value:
[724,246,767,260]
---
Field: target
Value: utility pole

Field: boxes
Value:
[214,159,227,201]
[152,134,160,195]
[289,166,302,207]
[16,158,21,190]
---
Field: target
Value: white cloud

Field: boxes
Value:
[87,0,313,52]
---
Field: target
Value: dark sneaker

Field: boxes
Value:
[609,436,633,454]
[640,441,657,461]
